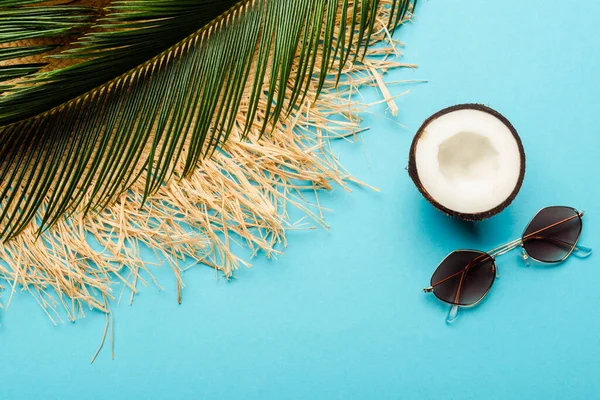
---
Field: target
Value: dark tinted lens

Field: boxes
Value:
[522,206,582,263]
[431,251,496,306]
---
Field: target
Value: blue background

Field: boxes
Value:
[1,1,599,399]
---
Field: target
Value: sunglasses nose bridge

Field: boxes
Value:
[490,238,523,258]
[520,246,531,266]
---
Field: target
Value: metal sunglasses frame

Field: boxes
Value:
[423,206,592,323]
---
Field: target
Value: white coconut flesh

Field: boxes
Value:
[414,108,522,215]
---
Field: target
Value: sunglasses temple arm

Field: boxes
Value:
[572,243,593,258]
[519,237,593,262]
[446,305,459,324]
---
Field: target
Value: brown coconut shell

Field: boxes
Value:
[408,104,526,221]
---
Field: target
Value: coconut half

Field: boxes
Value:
[408,104,525,220]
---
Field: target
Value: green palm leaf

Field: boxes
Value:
[0,0,416,241]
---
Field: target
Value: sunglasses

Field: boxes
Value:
[423,206,592,323]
